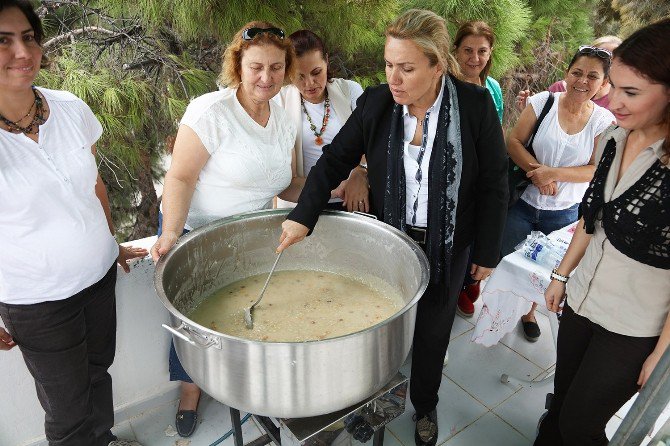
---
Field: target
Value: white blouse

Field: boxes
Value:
[179,88,296,229]
[402,76,445,227]
[567,127,670,337]
[521,91,615,210]
[301,79,363,177]
[0,88,118,305]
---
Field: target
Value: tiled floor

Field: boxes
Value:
[112,300,669,446]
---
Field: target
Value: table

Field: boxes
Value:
[471,223,577,348]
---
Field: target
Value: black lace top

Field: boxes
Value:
[581,136,670,269]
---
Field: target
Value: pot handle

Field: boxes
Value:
[162,323,221,349]
[353,211,378,220]
[162,323,196,346]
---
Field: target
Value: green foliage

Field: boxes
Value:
[35,26,217,240]
[611,0,670,37]
[405,0,532,79]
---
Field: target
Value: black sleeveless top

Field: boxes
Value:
[581,136,670,269]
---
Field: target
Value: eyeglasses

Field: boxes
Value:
[578,45,612,60]
[242,27,285,41]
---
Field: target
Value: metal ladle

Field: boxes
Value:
[244,251,283,329]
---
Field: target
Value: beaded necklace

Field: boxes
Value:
[301,91,330,146]
[0,87,46,135]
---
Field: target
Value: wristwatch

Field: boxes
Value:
[550,268,569,283]
[359,162,368,170]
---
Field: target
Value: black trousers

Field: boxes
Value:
[410,246,469,415]
[534,303,658,446]
[0,263,118,446]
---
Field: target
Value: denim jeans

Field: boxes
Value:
[157,212,193,383]
[501,199,579,257]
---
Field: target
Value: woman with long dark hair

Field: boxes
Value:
[536,18,670,445]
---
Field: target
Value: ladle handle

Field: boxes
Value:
[250,250,283,309]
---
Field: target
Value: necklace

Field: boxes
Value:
[301,91,330,145]
[0,87,46,135]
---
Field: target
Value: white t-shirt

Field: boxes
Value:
[521,91,615,210]
[0,88,118,305]
[180,88,296,229]
[301,79,363,177]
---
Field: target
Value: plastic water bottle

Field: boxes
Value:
[517,232,564,269]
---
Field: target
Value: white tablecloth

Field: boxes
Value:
[472,223,577,347]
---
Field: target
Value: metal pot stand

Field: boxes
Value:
[229,372,408,446]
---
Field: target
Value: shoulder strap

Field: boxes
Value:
[525,92,554,158]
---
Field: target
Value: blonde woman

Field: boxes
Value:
[150,22,300,438]
[277,10,508,446]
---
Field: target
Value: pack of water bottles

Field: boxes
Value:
[515,231,569,269]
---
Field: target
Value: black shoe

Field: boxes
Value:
[521,318,541,342]
[413,409,438,446]
[176,410,198,437]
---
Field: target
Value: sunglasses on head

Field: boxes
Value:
[578,45,612,60]
[242,27,285,41]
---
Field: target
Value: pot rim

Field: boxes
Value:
[154,209,429,345]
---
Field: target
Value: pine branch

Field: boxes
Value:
[43,26,117,49]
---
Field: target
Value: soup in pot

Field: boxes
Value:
[187,270,404,342]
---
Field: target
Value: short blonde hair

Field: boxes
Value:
[219,21,296,87]
[592,35,622,49]
[386,9,462,79]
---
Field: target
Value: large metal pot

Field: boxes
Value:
[154,209,428,418]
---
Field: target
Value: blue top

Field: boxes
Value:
[485,76,504,123]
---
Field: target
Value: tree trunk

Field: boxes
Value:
[129,151,158,241]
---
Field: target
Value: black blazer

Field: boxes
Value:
[288,76,508,268]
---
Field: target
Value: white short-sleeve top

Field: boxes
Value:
[521,91,615,210]
[0,88,119,305]
[179,88,296,229]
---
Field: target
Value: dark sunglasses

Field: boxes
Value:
[578,45,612,60]
[242,27,285,41]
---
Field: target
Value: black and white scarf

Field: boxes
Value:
[384,75,463,292]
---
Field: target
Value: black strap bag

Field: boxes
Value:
[508,92,555,208]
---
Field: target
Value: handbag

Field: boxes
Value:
[508,92,555,208]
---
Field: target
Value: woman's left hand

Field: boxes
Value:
[527,163,556,187]
[117,245,149,273]
[638,350,663,389]
[343,167,370,213]
[470,264,493,281]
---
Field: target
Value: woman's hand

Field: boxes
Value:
[516,89,531,112]
[544,280,566,313]
[117,245,149,273]
[470,264,493,281]
[331,180,347,200]
[538,182,558,196]
[527,163,557,187]
[150,231,180,262]
[343,167,370,212]
[0,327,16,351]
[277,220,309,253]
[638,350,663,389]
